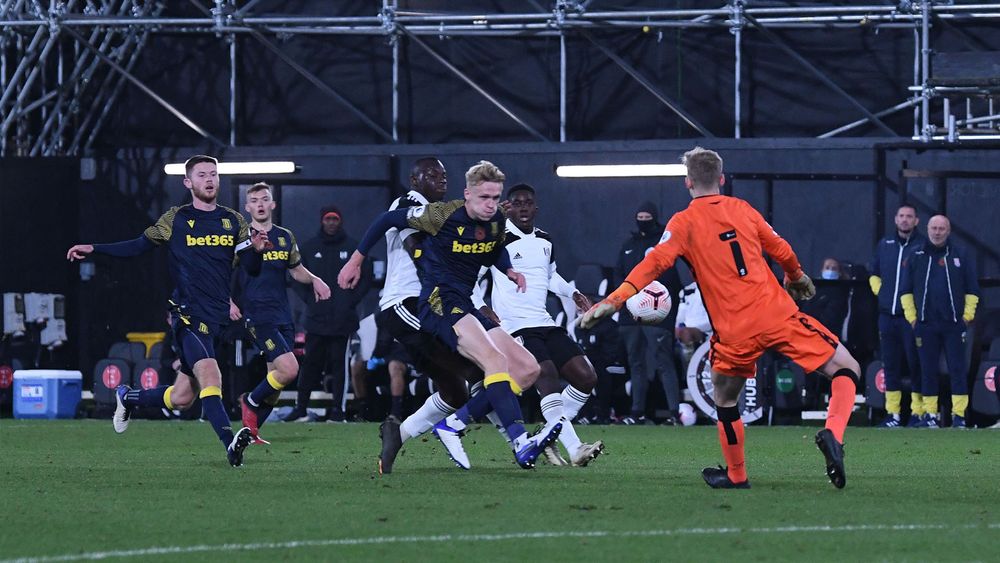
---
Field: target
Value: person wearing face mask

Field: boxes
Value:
[899,215,980,429]
[799,258,851,409]
[614,202,683,425]
[869,204,927,428]
[820,260,841,281]
[801,258,851,336]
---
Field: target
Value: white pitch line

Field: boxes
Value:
[4,522,997,563]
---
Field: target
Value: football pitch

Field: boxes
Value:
[1,420,997,562]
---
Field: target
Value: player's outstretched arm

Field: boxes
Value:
[339,209,412,290]
[338,252,364,289]
[577,281,638,329]
[68,236,157,261]
[66,244,94,261]
[290,264,331,301]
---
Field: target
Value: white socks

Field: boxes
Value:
[540,392,581,456]
[400,392,455,443]
[561,384,590,420]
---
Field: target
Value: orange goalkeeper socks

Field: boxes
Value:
[825,369,858,443]
[716,405,747,484]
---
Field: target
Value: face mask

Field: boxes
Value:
[821,270,839,280]
[636,219,655,233]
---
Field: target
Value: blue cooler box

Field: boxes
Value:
[13,370,83,419]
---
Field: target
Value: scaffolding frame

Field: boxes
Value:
[2,1,1000,155]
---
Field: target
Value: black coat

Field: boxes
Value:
[296,229,373,336]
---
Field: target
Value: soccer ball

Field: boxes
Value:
[678,403,697,426]
[625,281,672,324]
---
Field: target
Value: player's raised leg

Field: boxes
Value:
[815,342,860,489]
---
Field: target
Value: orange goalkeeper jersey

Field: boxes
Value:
[625,194,802,343]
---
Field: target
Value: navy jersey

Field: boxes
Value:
[143,204,252,324]
[233,225,301,325]
[405,200,507,304]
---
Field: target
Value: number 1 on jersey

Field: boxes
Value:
[719,229,748,277]
[729,241,747,277]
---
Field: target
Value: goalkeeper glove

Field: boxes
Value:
[784,270,816,301]
[578,283,635,329]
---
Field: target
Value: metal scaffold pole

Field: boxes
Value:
[2,1,1000,154]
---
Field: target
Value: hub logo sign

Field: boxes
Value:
[21,384,44,402]
[686,341,764,423]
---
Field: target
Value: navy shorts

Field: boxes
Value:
[512,325,585,369]
[170,313,222,375]
[246,321,295,362]
[418,289,499,352]
[376,297,480,382]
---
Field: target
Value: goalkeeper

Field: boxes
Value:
[579,147,862,490]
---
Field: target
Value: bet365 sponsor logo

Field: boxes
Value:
[452,240,497,254]
[186,234,235,247]
[263,250,290,261]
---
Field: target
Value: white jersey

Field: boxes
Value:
[675,281,712,335]
[379,190,429,310]
[472,220,576,334]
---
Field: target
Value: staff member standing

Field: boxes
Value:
[615,202,683,425]
[870,204,926,427]
[900,215,980,429]
[284,205,372,422]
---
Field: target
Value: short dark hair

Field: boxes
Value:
[184,155,218,178]
[507,183,535,199]
[247,182,272,196]
[411,157,443,177]
[897,203,917,215]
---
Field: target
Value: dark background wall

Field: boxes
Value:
[0,159,80,369]
[6,139,998,377]
[90,1,1000,147]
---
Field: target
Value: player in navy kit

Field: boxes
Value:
[473,183,604,467]
[339,160,561,470]
[371,158,482,474]
[67,155,272,467]
[230,182,331,444]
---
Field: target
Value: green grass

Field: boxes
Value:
[1,420,998,562]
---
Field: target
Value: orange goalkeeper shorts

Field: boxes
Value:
[709,312,839,378]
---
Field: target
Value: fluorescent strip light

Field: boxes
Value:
[555,164,687,178]
[163,161,297,175]
[911,135,1000,141]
